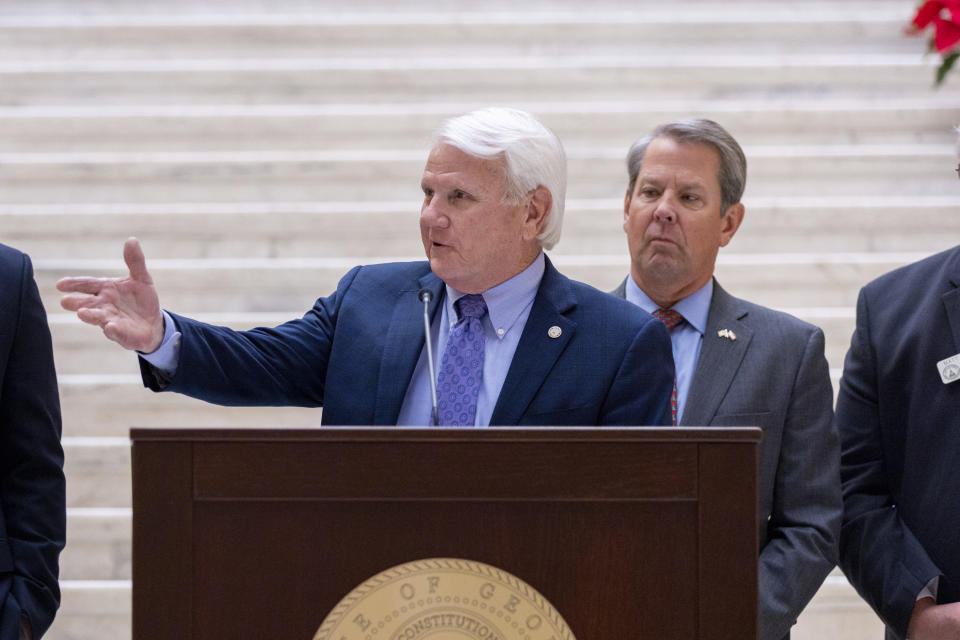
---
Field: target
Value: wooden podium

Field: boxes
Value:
[131,427,760,639]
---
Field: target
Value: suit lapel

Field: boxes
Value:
[490,258,576,425]
[373,272,444,424]
[680,281,753,426]
[943,259,960,353]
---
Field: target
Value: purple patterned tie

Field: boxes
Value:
[436,294,487,426]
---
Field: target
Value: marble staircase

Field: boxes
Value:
[2,1,958,638]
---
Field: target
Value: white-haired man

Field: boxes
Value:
[836,129,960,640]
[58,108,674,427]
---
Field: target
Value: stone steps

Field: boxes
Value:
[61,509,130,581]
[5,197,960,260]
[3,57,953,108]
[0,0,909,12]
[59,378,322,437]
[0,18,919,60]
[0,2,917,60]
[62,439,130,508]
[45,580,130,640]
[793,572,884,639]
[2,100,959,152]
[0,146,955,205]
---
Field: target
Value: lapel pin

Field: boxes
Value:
[937,354,960,385]
[717,329,737,341]
[547,326,562,339]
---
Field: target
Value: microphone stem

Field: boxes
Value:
[422,298,440,426]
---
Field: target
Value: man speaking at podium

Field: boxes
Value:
[58,108,674,427]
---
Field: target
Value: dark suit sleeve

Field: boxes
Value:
[757,326,841,640]
[0,253,66,639]
[599,316,674,427]
[141,266,362,407]
[836,289,940,640]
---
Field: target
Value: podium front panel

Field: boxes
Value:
[132,427,760,640]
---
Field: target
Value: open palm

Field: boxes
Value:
[57,237,165,353]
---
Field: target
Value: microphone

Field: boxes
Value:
[418,288,440,426]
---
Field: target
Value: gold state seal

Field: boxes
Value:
[313,558,575,640]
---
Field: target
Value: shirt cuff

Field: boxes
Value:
[917,575,940,601]
[138,310,182,376]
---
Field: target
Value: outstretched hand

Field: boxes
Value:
[57,237,165,353]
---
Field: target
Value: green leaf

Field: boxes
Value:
[935,52,960,86]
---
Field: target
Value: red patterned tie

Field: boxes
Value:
[651,308,685,425]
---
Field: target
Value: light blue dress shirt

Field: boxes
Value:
[397,252,544,426]
[140,310,181,373]
[142,253,546,427]
[624,277,713,423]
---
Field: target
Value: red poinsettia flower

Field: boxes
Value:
[933,16,960,51]
[912,0,960,51]
[908,0,960,84]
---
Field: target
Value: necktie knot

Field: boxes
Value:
[455,294,487,321]
[652,308,684,331]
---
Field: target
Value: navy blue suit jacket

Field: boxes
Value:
[0,245,65,640]
[143,257,674,426]
[837,245,960,639]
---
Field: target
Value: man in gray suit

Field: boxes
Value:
[612,119,841,640]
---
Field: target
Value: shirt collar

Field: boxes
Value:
[445,252,545,340]
[624,276,713,336]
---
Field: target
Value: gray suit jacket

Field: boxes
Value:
[614,278,841,640]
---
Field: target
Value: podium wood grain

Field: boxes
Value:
[131,427,760,639]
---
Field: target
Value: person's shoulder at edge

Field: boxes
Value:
[569,275,661,324]
[298,260,436,315]
[0,244,33,307]
[565,277,674,360]
[723,288,824,339]
[0,242,26,267]
[864,244,960,294]
[344,260,435,284]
